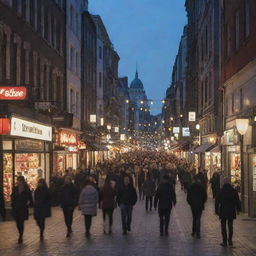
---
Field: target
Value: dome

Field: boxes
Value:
[130,70,144,89]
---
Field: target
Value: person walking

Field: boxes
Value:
[143,174,155,211]
[0,186,6,221]
[34,179,51,240]
[210,172,220,199]
[154,175,176,236]
[187,176,207,239]
[11,176,33,244]
[79,178,99,238]
[99,179,117,234]
[59,176,78,237]
[215,178,241,247]
[183,169,192,193]
[138,170,145,200]
[117,175,137,235]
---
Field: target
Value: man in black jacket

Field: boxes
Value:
[117,175,137,235]
[154,175,176,236]
[187,176,207,239]
[215,179,241,247]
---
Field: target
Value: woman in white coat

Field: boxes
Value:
[79,178,99,237]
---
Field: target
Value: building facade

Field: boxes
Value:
[222,0,256,217]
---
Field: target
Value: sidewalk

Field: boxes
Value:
[0,185,255,256]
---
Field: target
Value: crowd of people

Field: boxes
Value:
[0,150,241,248]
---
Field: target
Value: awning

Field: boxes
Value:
[193,143,213,153]
[209,145,220,153]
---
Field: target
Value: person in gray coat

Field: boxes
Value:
[79,179,99,237]
[143,174,155,211]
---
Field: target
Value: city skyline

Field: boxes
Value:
[90,0,187,114]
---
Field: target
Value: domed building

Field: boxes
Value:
[129,69,150,132]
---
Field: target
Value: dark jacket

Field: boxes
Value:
[59,183,78,208]
[100,185,117,209]
[143,179,156,197]
[34,186,51,220]
[215,184,241,220]
[11,185,33,221]
[154,182,176,210]
[187,182,207,213]
[117,185,137,206]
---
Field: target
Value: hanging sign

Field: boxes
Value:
[0,87,27,100]
[189,112,196,122]
[182,127,190,137]
[59,130,77,146]
[173,127,180,133]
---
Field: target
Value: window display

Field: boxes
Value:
[15,153,45,191]
[3,153,13,201]
[229,153,241,192]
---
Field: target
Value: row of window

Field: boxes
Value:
[199,72,213,111]
[69,88,80,117]
[70,4,80,37]
[69,45,80,75]
[200,115,215,136]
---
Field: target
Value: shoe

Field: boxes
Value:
[191,232,195,237]
[228,240,233,246]
[127,226,131,232]
[196,233,201,239]
[66,231,71,238]
[220,243,227,247]
[165,231,168,236]
[18,236,23,244]
[40,234,44,241]
[160,232,164,236]
[85,231,90,238]
[109,228,112,234]
[123,230,127,235]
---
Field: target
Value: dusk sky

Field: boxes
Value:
[90,0,187,114]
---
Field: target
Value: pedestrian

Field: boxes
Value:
[183,169,192,193]
[0,186,6,221]
[187,176,207,239]
[154,175,176,236]
[11,176,33,244]
[143,174,155,211]
[117,175,137,235]
[215,178,241,247]
[34,179,51,240]
[138,170,145,200]
[59,176,78,237]
[99,179,117,234]
[210,172,220,199]
[79,178,99,238]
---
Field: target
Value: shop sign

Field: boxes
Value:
[182,127,190,137]
[0,87,27,100]
[90,114,96,123]
[173,127,180,133]
[224,129,235,145]
[10,117,52,141]
[15,139,44,151]
[188,112,196,122]
[59,130,77,146]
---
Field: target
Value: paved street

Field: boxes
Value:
[0,186,256,256]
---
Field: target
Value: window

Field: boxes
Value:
[70,88,73,113]
[235,10,240,50]
[99,72,102,88]
[76,13,79,35]
[99,46,102,59]
[226,26,231,57]
[70,5,74,29]
[76,92,79,116]
[70,46,74,70]
[245,0,250,38]
[76,52,79,74]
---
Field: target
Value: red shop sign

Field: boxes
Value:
[0,87,27,100]
[0,118,11,135]
[59,130,77,146]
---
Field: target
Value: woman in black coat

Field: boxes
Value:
[34,179,51,240]
[11,176,33,244]
[215,180,241,247]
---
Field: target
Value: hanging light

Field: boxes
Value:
[125,99,129,104]
[151,101,154,105]
[140,100,144,104]
[235,119,249,135]
[162,100,165,104]
[196,124,200,130]
[107,125,111,130]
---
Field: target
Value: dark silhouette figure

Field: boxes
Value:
[154,175,176,236]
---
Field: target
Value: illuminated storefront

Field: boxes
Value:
[0,116,52,201]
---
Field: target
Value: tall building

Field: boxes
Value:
[222,0,256,217]
[129,69,150,132]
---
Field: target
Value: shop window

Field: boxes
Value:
[3,140,12,150]
[3,153,13,201]
[229,153,241,192]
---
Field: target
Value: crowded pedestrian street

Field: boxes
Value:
[0,183,256,256]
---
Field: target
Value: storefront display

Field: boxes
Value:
[252,155,256,192]
[3,153,13,201]
[229,153,241,192]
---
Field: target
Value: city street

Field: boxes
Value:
[0,186,255,256]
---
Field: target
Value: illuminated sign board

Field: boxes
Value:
[182,127,190,137]
[188,112,196,122]
[10,117,52,141]
[173,127,180,133]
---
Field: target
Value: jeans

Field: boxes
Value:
[62,207,74,231]
[221,218,233,243]
[159,208,171,233]
[103,208,114,228]
[84,215,92,233]
[192,209,202,235]
[145,196,153,211]
[120,204,133,232]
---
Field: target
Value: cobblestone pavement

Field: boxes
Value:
[0,186,256,256]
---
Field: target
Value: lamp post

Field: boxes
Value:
[235,118,249,211]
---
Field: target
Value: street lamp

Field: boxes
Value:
[196,124,200,130]
[235,118,249,211]
[107,125,111,131]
